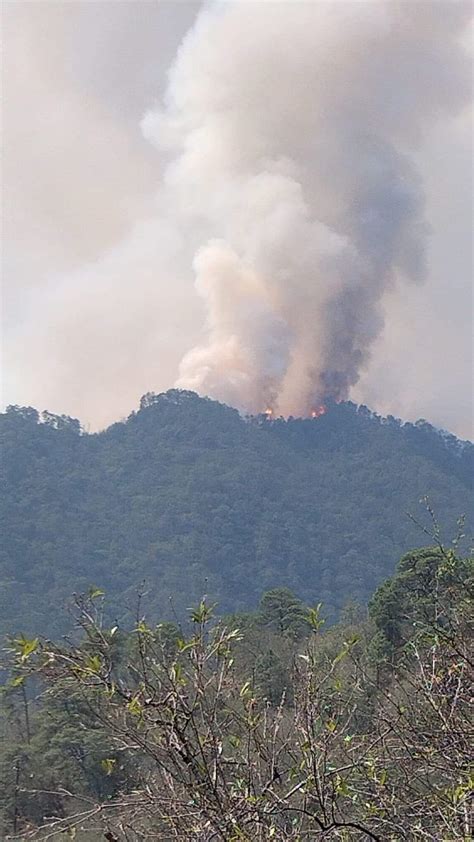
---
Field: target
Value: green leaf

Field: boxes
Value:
[89,587,105,599]
[239,680,252,698]
[135,620,151,636]
[333,645,349,665]
[101,758,117,776]
[190,599,214,624]
[308,603,325,631]
[127,695,142,716]
[14,635,39,662]
[85,655,102,674]
[177,637,197,653]
[170,662,186,685]
[335,775,350,796]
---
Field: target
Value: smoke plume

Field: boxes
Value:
[138,0,471,415]
[3,1,472,433]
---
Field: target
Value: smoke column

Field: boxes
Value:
[140,0,471,415]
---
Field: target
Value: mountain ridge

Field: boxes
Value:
[1,390,472,639]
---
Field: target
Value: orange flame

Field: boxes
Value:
[264,407,273,417]
[311,405,326,418]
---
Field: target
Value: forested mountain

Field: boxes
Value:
[1,390,472,639]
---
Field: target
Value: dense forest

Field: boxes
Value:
[1,390,472,639]
[1,545,472,839]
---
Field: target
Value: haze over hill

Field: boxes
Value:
[1,390,472,640]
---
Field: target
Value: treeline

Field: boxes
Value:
[1,545,472,840]
[1,390,472,639]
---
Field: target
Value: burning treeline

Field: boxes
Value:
[264,406,326,421]
[139,0,471,417]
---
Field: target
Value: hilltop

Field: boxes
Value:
[1,390,472,638]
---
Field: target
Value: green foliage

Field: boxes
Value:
[254,649,292,704]
[258,587,310,638]
[0,684,135,834]
[1,391,472,638]
[1,552,471,840]
[369,546,474,655]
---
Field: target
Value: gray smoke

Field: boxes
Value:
[139,0,471,415]
[3,1,472,432]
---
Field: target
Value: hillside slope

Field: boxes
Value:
[1,390,472,637]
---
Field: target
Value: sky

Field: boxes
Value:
[2,0,473,438]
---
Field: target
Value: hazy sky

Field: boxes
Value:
[2,1,473,438]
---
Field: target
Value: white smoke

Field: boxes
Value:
[138,0,472,415]
[3,1,472,432]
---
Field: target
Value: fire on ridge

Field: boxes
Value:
[262,405,327,420]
